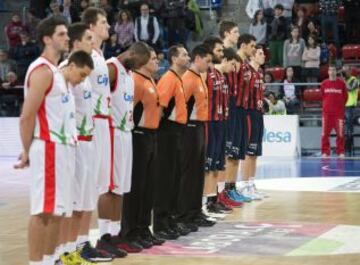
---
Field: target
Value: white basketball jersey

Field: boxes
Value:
[107,57,134,131]
[24,56,77,145]
[89,49,111,117]
[59,59,94,137]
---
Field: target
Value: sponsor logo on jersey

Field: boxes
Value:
[123,92,134,102]
[83,90,91,99]
[61,93,70,103]
[97,74,109,86]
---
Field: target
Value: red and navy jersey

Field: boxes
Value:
[225,65,238,98]
[235,59,249,108]
[206,67,229,121]
[236,63,264,112]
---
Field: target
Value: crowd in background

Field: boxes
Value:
[1,0,360,118]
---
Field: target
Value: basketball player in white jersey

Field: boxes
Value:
[104,42,144,253]
[81,7,127,257]
[15,16,92,265]
[56,22,113,264]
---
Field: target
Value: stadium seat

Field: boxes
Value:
[266,67,284,81]
[342,45,360,62]
[301,88,322,111]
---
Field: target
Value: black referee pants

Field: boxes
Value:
[177,121,206,222]
[121,127,158,238]
[153,120,185,231]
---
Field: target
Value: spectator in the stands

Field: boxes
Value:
[154,50,170,81]
[320,64,347,157]
[162,0,187,46]
[10,31,39,82]
[343,0,360,43]
[302,34,320,83]
[118,0,143,18]
[280,66,301,114]
[319,0,341,54]
[265,91,287,115]
[264,71,281,96]
[270,0,294,33]
[269,4,287,66]
[187,0,203,38]
[69,0,91,22]
[99,0,116,26]
[303,19,319,41]
[103,32,123,59]
[294,0,318,17]
[61,0,73,24]
[1,71,21,89]
[5,13,28,49]
[342,65,359,155]
[249,9,267,45]
[47,0,67,20]
[134,3,160,48]
[246,0,273,22]
[114,10,134,50]
[293,7,308,38]
[0,49,17,82]
[283,25,305,79]
[25,9,41,42]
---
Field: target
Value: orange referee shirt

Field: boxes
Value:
[133,71,161,129]
[182,69,208,121]
[157,69,187,124]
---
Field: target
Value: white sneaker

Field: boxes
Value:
[242,185,263,201]
[338,153,345,158]
[252,183,269,198]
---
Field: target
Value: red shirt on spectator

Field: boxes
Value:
[6,20,27,48]
[320,78,348,116]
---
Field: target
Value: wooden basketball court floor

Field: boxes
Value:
[1,157,360,265]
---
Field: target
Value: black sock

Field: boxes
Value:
[224,182,231,190]
[208,195,217,204]
[229,182,236,190]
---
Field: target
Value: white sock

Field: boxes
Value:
[217,182,225,193]
[249,177,254,187]
[202,196,207,206]
[54,244,64,261]
[110,221,121,236]
[63,242,71,254]
[42,255,54,265]
[29,261,42,265]
[68,241,77,253]
[76,235,89,247]
[98,219,111,237]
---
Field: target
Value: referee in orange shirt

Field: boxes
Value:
[177,44,216,227]
[153,45,191,239]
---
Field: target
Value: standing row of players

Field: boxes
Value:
[16,10,266,265]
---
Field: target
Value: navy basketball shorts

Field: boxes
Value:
[205,120,227,171]
[227,107,247,160]
[245,110,264,157]
[226,96,237,155]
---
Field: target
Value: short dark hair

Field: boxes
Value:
[82,7,107,26]
[190,44,210,62]
[129,42,152,69]
[68,50,94,70]
[68,22,89,50]
[274,4,284,10]
[168,44,184,65]
[237,34,256,49]
[219,20,237,39]
[37,15,68,46]
[223,48,238,61]
[203,37,223,55]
